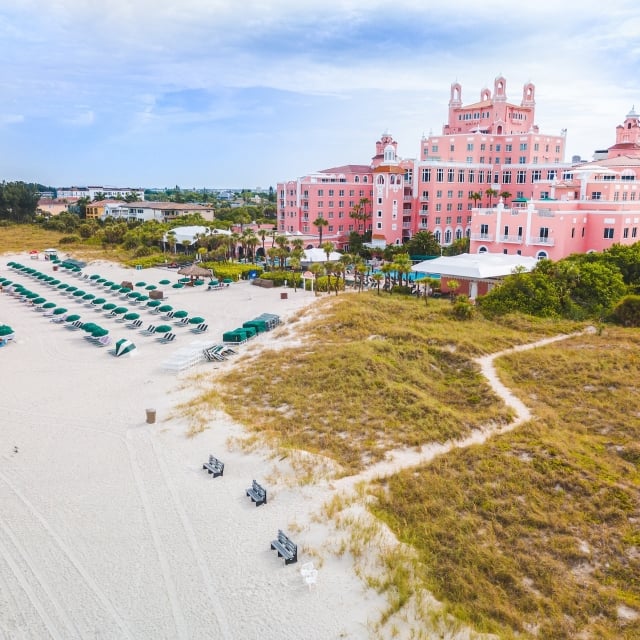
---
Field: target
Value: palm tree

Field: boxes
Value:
[289,256,301,292]
[167,230,177,255]
[258,229,268,261]
[394,253,413,288]
[313,216,329,247]
[371,272,383,295]
[380,263,393,293]
[485,188,498,207]
[499,190,512,206]
[469,192,483,208]
[321,241,335,263]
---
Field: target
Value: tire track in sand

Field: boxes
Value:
[146,432,233,640]
[0,471,134,640]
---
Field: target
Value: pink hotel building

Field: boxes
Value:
[277,76,640,260]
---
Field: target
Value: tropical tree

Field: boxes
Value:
[405,230,440,257]
[380,263,394,293]
[167,230,177,254]
[485,188,499,207]
[371,272,383,295]
[499,190,512,205]
[393,253,413,288]
[313,216,329,246]
[321,241,335,263]
[258,229,268,260]
[469,192,483,208]
[92,191,106,202]
[446,279,461,301]
[289,256,301,292]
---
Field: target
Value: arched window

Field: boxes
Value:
[390,175,396,185]
[444,229,452,243]
[478,246,488,253]
[536,251,548,260]
[434,229,441,242]
[377,175,385,185]
[363,176,368,183]
[455,228,463,240]
[355,176,360,183]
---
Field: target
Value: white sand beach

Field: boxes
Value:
[0,254,390,640]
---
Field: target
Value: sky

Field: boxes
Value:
[0,0,639,190]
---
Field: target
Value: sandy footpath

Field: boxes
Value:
[0,253,386,640]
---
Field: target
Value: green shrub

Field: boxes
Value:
[123,253,167,268]
[451,294,474,320]
[611,294,640,326]
[201,262,263,281]
[260,270,301,287]
[59,235,80,244]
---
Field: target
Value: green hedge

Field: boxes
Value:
[123,253,167,268]
[259,270,301,286]
[201,262,263,281]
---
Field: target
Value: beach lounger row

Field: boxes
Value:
[203,344,237,361]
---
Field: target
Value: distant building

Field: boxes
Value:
[37,197,79,217]
[103,201,215,223]
[57,186,145,200]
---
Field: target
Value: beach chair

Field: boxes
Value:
[190,323,208,334]
[139,324,157,336]
[65,320,84,331]
[203,345,225,361]
[157,332,176,344]
[126,319,143,330]
[173,317,190,327]
[160,311,175,321]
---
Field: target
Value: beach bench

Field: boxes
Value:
[202,455,224,478]
[65,320,84,331]
[174,317,190,327]
[157,332,176,344]
[246,480,267,507]
[270,530,297,565]
[126,319,143,329]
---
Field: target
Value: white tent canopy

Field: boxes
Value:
[162,225,230,245]
[411,253,538,280]
[301,248,342,263]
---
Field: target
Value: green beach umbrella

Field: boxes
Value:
[82,293,96,301]
[188,316,205,324]
[89,274,100,280]
[159,279,170,285]
[91,297,106,306]
[92,327,109,337]
[66,285,78,293]
[124,312,140,321]
[0,325,14,336]
[103,280,114,287]
[119,287,131,293]
[72,290,85,297]
[145,284,157,290]
[26,292,39,299]
[110,283,121,290]
[135,281,146,287]
[33,297,47,304]
[50,279,60,285]
[154,324,172,333]
[172,283,184,289]
[82,322,100,333]
[178,277,190,283]
[96,278,107,284]
[127,291,141,299]
[136,295,149,302]
[114,338,136,356]
[172,310,188,319]
[53,307,68,315]
[57,283,69,290]
[146,300,162,308]
[113,306,128,315]
[102,302,117,311]
[42,302,57,309]
[65,314,81,323]
[158,304,173,312]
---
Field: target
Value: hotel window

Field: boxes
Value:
[571,228,575,238]
[318,201,324,207]
[633,228,637,238]
[359,190,365,196]
[534,143,539,151]
[432,145,439,153]
[555,145,561,153]
[520,143,527,150]
[532,170,541,182]
[467,216,472,223]
[328,212,334,218]
[479,156,485,163]
[318,189,324,196]
[349,201,355,207]
[517,171,526,184]
[436,169,444,182]
[377,197,383,204]
[422,168,431,181]
[539,227,549,239]
[495,158,500,164]
[467,143,474,151]
[496,144,501,151]
[505,144,512,152]
[603,228,614,239]
[519,156,527,164]
[446,204,452,212]
[377,211,382,217]
[458,190,464,198]
[446,216,452,224]
[338,225,344,231]
[435,217,441,224]
[435,204,442,212]
[631,192,636,200]
[448,168,455,182]
[328,190,334,196]
[504,157,512,164]
[480,143,486,151]
[421,204,428,211]
[328,201,334,207]
[328,225,334,231]
[479,170,485,183]
[480,224,489,236]
[466,156,473,163]
[447,190,453,198]
[614,192,619,201]
[349,190,355,196]
[591,192,602,200]
[457,203,463,211]
[502,171,512,184]
[376,222,382,229]
[624,228,629,238]
[338,212,344,218]
[422,191,429,199]
[457,215,463,223]
[458,169,465,182]
[450,144,455,152]
[405,169,413,183]
[548,169,557,180]
[623,192,628,201]
[468,170,475,183]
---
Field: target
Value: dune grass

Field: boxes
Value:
[198,294,583,474]
[368,327,640,638]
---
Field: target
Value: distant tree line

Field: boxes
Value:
[0,182,41,222]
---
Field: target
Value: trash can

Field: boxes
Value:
[280,292,288,300]
[145,408,156,424]
[53,265,58,271]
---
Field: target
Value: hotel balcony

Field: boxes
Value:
[500,235,523,243]
[403,195,413,202]
[470,233,493,241]
[402,222,412,229]
[530,236,555,246]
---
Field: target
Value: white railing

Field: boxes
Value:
[530,236,555,246]
[470,233,493,241]
[500,235,523,243]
